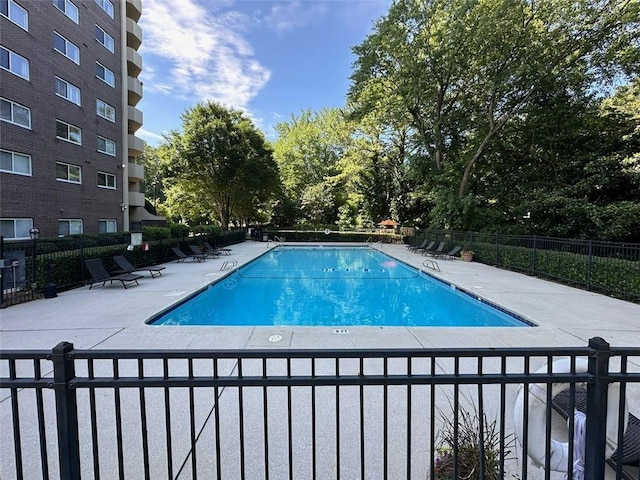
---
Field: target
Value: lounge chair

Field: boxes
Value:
[432,246,462,260]
[113,255,165,278]
[171,246,206,263]
[423,241,446,256]
[408,239,431,252]
[415,240,436,253]
[552,387,640,477]
[84,258,143,289]
[189,244,218,259]
[204,241,231,255]
[407,238,425,250]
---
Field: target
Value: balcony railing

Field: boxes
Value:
[126,17,142,50]
[126,47,142,77]
[1,338,638,479]
[125,0,142,22]
[127,162,144,181]
[127,105,143,132]
[128,191,145,207]
[127,77,143,106]
[128,134,144,157]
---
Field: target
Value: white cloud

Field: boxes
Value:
[136,128,166,146]
[264,1,328,33]
[140,0,271,110]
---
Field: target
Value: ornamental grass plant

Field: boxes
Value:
[432,404,517,480]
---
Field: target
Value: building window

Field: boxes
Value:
[95,25,114,53]
[56,161,81,183]
[55,119,82,145]
[58,219,83,236]
[97,171,116,189]
[97,135,116,156]
[53,0,78,24]
[0,149,31,175]
[96,99,115,122]
[0,45,29,80]
[1,0,28,31]
[98,219,117,233]
[53,32,79,65]
[55,76,81,106]
[0,97,31,128]
[95,62,115,87]
[94,0,113,18]
[0,218,33,240]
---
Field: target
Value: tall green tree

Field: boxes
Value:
[161,102,280,229]
[273,108,353,224]
[349,0,640,228]
[136,145,165,215]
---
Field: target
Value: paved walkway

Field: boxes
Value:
[1,241,638,351]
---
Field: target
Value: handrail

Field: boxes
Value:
[274,236,284,243]
[422,259,440,272]
[365,236,372,245]
[220,260,238,271]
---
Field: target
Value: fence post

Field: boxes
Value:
[52,342,81,480]
[0,236,4,308]
[532,235,537,275]
[585,337,611,480]
[587,240,593,291]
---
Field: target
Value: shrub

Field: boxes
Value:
[169,223,189,239]
[142,226,171,240]
[433,404,514,480]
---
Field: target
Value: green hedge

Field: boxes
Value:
[265,230,403,243]
[474,242,639,302]
[27,231,246,291]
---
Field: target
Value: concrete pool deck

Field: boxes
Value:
[1,240,639,351]
[1,241,639,479]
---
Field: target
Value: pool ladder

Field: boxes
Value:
[220,260,238,271]
[267,236,284,248]
[366,237,383,249]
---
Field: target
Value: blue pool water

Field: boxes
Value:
[150,246,530,327]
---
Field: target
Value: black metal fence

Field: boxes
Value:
[0,231,245,308]
[410,230,640,303]
[1,338,638,479]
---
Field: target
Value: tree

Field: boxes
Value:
[349,0,640,228]
[161,102,280,229]
[136,145,165,215]
[272,108,354,224]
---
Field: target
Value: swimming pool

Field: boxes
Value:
[150,246,531,327]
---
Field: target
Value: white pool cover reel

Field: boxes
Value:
[513,357,629,471]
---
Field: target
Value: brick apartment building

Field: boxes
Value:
[1,0,162,240]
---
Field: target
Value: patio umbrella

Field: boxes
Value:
[378,219,399,227]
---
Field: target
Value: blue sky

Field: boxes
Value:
[136,0,392,145]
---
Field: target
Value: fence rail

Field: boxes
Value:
[1,338,638,479]
[410,230,640,303]
[0,231,245,308]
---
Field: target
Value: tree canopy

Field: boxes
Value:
[148,0,639,242]
[160,102,280,229]
[348,0,640,232]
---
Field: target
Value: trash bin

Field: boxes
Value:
[263,234,269,242]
